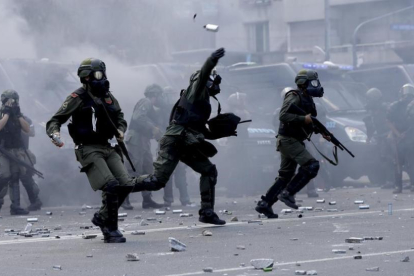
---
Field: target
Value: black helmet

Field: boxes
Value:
[366,88,382,102]
[1,89,19,105]
[77,58,107,79]
[399,83,414,98]
[295,69,318,85]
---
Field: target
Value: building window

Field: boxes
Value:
[246,21,270,53]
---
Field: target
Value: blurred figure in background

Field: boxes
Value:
[0,90,31,215]
[387,84,414,193]
[363,88,393,188]
[123,84,165,209]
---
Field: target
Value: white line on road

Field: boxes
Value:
[0,207,413,246]
[162,248,414,276]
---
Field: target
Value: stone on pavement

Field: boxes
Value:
[250,258,274,269]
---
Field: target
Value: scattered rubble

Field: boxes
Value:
[364,237,383,241]
[139,220,149,226]
[401,256,410,262]
[329,201,336,205]
[86,254,93,258]
[202,230,213,236]
[180,213,193,218]
[230,217,238,222]
[155,210,166,215]
[126,253,140,261]
[82,234,97,239]
[54,226,62,231]
[306,270,318,275]
[131,230,145,236]
[354,200,364,204]
[53,265,62,270]
[281,209,292,214]
[332,249,346,254]
[118,213,128,217]
[295,270,307,275]
[169,237,186,252]
[46,211,53,215]
[250,259,274,269]
[316,199,325,203]
[173,209,183,214]
[236,245,246,250]
[134,215,142,219]
[345,237,364,243]
[202,267,213,273]
[366,267,379,272]
[27,218,38,222]
[359,205,370,210]
[354,255,362,259]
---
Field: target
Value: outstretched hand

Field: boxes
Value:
[211,48,225,62]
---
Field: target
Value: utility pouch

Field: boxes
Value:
[198,140,218,158]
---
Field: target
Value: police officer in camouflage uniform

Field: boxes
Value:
[158,88,193,207]
[122,84,165,210]
[273,87,319,198]
[47,58,148,243]
[0,90,31,215]
[255,70,329,218]
[387,84,414,194]
[135,48,227,225]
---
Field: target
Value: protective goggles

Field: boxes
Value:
[93,71,105,80]
[310,79,320,87]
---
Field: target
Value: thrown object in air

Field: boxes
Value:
[204,24,219,32]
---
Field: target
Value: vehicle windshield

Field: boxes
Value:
[317,81,366,113]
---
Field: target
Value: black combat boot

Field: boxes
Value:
[10,182,29,215]
[199,208,226,225]
[255,196,278,219]
[278,190,299,209]
[103,193,126,243]
[91,212,106,231]
[21,176,42,211]
[121,195,134,210]
[27,199,42,211]
[142,194,164,209]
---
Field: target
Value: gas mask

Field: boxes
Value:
[306,79,324,98]
[88,70,110,97]
[206,74,221,97]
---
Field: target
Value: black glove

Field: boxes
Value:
[2,106,12,115]
[211,48,225,62]
[12,106,22,118]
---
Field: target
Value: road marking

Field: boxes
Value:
[162,248,414,276]
[0,207,413,246]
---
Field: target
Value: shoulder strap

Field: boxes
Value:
[211,95,221,115]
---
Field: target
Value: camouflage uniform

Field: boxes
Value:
[137,49,227,225]
[0,90,31,215]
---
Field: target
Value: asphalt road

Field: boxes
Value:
[0,187,413,276]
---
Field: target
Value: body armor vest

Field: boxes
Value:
[0,112,23,149]
[170,90,211,134]
[278,90,317,141]
[68,88,119,145]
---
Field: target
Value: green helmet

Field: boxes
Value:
[144,84,163,97]
[1,89,19,104]
[399,83,414,98]
[295,69,318,85]
[77,58,107,78]
[366,88,382,102]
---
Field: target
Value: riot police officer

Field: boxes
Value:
[47,58,147,243]
[387,84,414,193]
[256,70,329,218]
[135,48,228,225]
[0,90,31,215]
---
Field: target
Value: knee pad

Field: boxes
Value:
[204,165,217,186]
[300,160,320,179]
[278,171,295,183]
[104,180,120,194]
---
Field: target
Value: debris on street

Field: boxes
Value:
[126,253,140,261]
[250,258,274,269]
[169,237,186,252]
